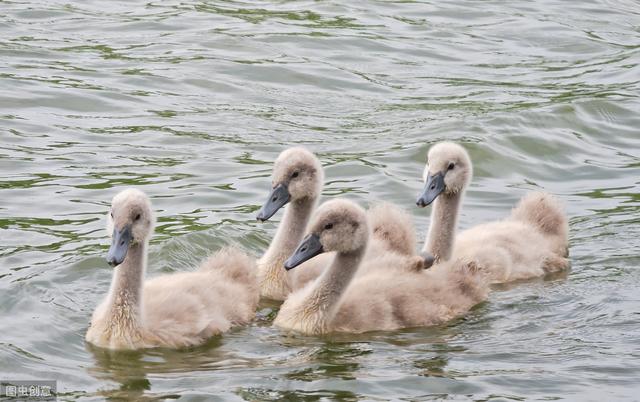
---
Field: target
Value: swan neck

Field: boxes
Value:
[260,197,316,293]
[274,198,315,255]
[424,191,462,262]
[304,245,366,325]
[105,241,147,329]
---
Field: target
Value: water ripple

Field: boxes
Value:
[1,0,639,400]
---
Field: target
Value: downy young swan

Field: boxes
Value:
[256,147,423,300]
[274,199,489,335]
[416,142,569,283]
[86,189,259,350]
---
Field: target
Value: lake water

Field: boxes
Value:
[1,0,639,400]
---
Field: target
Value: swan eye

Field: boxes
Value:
[291,171,299,179]
[134,213,141,221]
[110,211,114,218]
[324,223,334,230]
[448,162,455,171]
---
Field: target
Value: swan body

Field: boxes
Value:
[86,189,258,350]
[257,148,423,300]
[416,142,569,283]
[274,199,488,335]
[451,193,569,282]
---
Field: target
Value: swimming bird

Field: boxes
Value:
[274,199,488,335]
[256,147,424,300]
[86,189,258,350]
[416,142,569,283]
[255,147,328,300]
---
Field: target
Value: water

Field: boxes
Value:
[1,0,639,400]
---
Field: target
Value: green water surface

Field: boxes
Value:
[1,0,639,400]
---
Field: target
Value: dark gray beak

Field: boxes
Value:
[107,225,133,267]
[416,172,445,207]
[420,251,435,269]
[256,183,291,222]
[284,233,324,270]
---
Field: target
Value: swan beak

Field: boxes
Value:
[257,183,291,222]
[420,251,435,269]
[107,225,133,267]
[284,233,324,270]
[416,172,445,207]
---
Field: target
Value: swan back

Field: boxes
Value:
[366,202,416,256]
[510,192,569,255]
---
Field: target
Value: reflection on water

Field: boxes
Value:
[1,0,639,400]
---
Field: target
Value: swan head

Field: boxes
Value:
[106,188,155,267]
[416,142,472,207]
[284,199,368,270]
[256,147,323,221]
